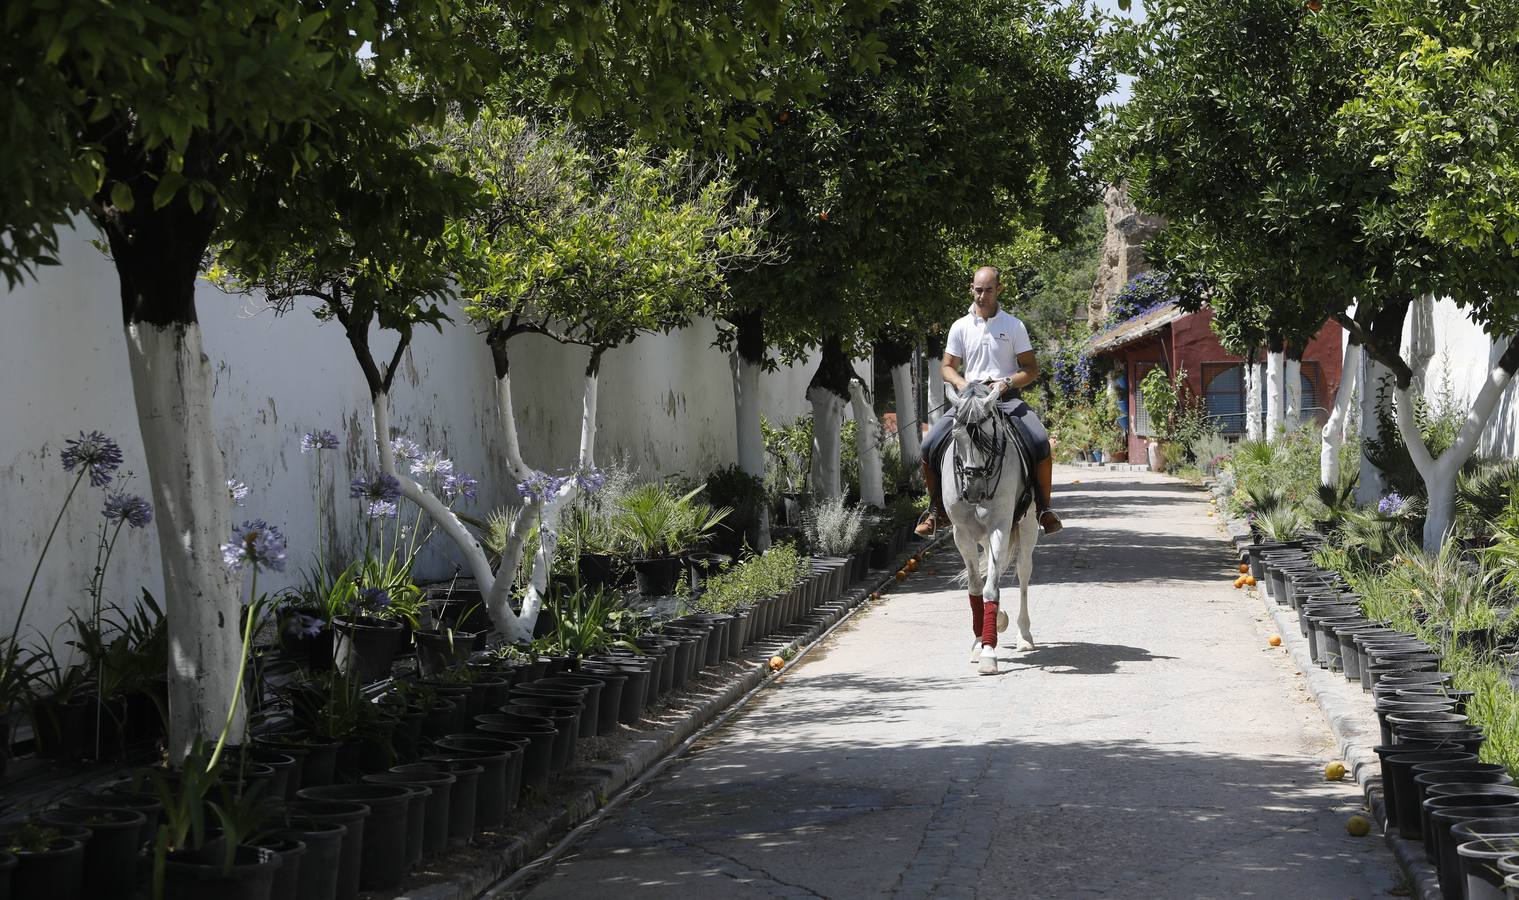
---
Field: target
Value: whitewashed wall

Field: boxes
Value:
[0,223,859,650]
[1406,299,1519,460]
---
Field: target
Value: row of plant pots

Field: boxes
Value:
[1242,537,1519,900]
[0,544,882,900]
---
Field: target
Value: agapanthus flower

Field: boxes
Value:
[301,430,340,453]
[443,472,479,502]
[391,437,423,465]
[227,479,250,507]
[102,492,153,529]
[358,587,391,612]
[575,468,607,493]
[350,472,401,504]
[1378,493,1409,516]
[61,431,124,487]
[366,500,399,519]
[410,451,453,479]
[516,471,568,503]
[221,520,288,573]
[283,613,326,639]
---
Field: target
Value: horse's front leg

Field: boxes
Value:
[975,523,1015,674]
[951,524,987,662]
[1013,515,1038,651]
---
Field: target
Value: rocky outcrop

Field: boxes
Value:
[1088,183,1167,329]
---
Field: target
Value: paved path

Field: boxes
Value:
[517,467,1401,899]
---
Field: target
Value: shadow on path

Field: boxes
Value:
[998,641,1177,676]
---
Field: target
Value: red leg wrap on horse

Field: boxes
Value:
[969,594,984,637]
[981,600,1000,648]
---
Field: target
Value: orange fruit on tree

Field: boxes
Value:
[1268,635,1282,647]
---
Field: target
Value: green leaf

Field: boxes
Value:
[110,183,135,212]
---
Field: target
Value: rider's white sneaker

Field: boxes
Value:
[996,609,1009,633]
[978,646,998,676]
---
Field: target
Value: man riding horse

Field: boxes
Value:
[917,266,1062,537]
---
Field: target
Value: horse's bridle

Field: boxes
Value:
[952,391,1010,505]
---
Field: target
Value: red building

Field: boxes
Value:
[1086,304,1344,462]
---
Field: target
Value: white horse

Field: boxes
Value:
[942,383,1038,675]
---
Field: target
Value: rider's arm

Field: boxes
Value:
[942,353,968,391]
[999,350,1041,398]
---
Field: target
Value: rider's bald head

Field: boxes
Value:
[974,266,1001,286]
[971,266,1003,313]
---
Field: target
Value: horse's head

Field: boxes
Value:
[944,382,1006,504]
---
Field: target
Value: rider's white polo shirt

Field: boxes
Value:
[945,306,1033,382]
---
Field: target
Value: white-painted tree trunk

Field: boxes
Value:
[1320,342,1362,487]
[1245,360,1264,442]
[729,352,771,550]
[519,369,600,629]
[808,386,846,501]
[890,362,922,473]
[1409,294,1436,394]
[1394,354,1517,551]
[1266,351,1286,442]
[928,364,946,424]
[1284,357,1302,433]
[125,322,241,761]
[1356,357,1390,507]
[849,378,885,507]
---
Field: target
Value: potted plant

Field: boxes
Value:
[2,823,85,900]
[1139,366,1180,472]
[611,484,731,597]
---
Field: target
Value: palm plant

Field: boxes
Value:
[612,484,730,559]
[1252,505,1308,543]
[1315,470,1359,525]
[543,588,639,657]
[1456,460,1519,541]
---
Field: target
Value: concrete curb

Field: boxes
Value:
[391,539,942,900]
[1220,507,1442,900]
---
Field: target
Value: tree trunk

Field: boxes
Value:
[1321,339,1362,487]
[729,351,771,550]
[1284,354,1302,433]
[891,363,922,475]
[928,363,946,424]
[1266,345,1286,442]
[1394,337,1519,551]
[849,378,885,507]
[1408,293,1437,394]
[1356,356,1390,507]
[1244,348,1264,442]
[808,336,854,502]
[125,322,242,761]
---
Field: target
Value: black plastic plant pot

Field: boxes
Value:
[1424,790,1519,861]
[473,723,554,796]
[472,676,515,714]
[1430,799,1519,897]
[420,698,461,741]
[162,844,282,900]
[37,805,146,899]
[282,799,369,900]
[1382,749,1477,832]
[61,788,162,848]
[1376,700,1459,745]
[1396,688,1475,716]
[0,851,14,900]
[332,616,405,684]
[418,758,482,846]
[1457,833,1519,900]
[572,670,626,735]
[386,764,457,858]
[583,661,652,723]
[297,784,411,892]
[434,738,512,831]
[505,699,579,772]
[1426,783,1519,849]
[1395,721,1484,747]
[252,836,306,900]
[360,775,430,871]
[727,611,751,658]
[5,836,84,900]
[245,748,298,801]
[255,734,340,790]
[415,630,481,677]
[577,553,621,593]
[537,677,603,738]
[632,557,684,597]
[271,824,343,900]
[449,733,526,811]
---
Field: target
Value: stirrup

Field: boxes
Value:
[915,511,943,536]
[1039,509,1063,535]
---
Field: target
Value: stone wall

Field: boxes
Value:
[1088,183,1167,329]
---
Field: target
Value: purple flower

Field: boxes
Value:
[443,472,478,502]
[61,431,124,487]
[391,437,422,465]
[227,479,250,507]
[576,468,607,493]
[366,500,399,519]
[222,520,288,573]
[301,430,340,453]
[410,450,453,479]
[350,472,401,504]
[358,587,391,611]
[517,471,568,503]
[283,613,326,639]
[1378,493,1408,516]
[102,492,153,528]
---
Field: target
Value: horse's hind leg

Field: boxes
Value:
[1013,516,1038,650]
